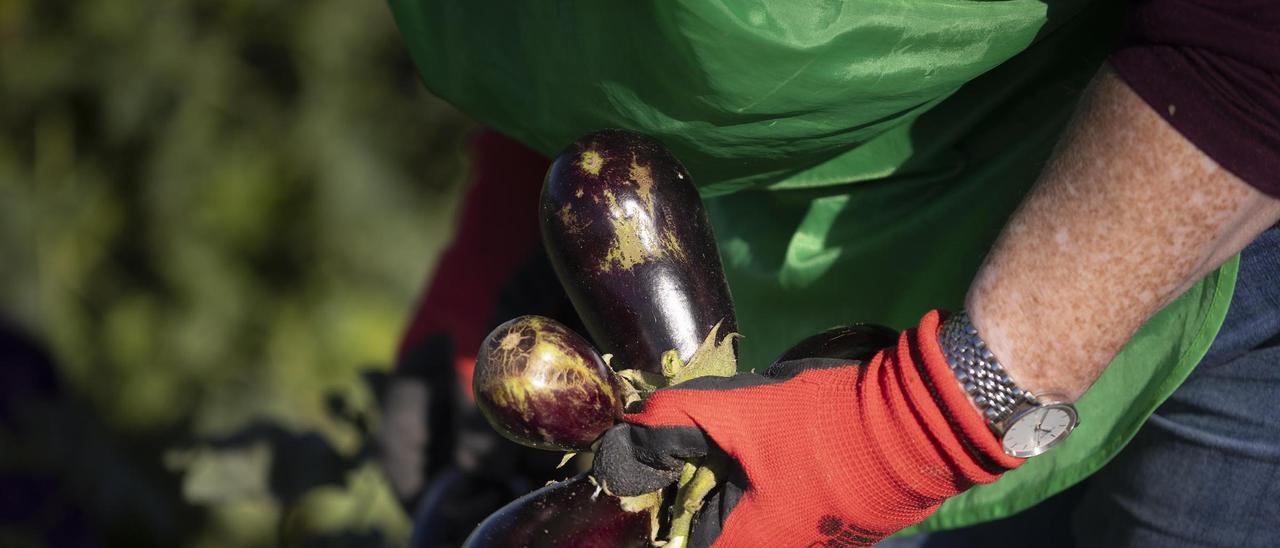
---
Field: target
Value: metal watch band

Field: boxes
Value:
[938,312,1039,430]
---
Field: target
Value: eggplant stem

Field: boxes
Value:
[664,453,728,547]
[676,461,698,489]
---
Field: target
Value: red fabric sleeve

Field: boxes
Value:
[397,130,550,392]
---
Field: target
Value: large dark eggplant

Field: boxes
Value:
[767,324,899,376]
[473,316,624,452]
[541,130,737,373]
[461,475,656,548]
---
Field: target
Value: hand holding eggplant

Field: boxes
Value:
[463,130,746,546]
[464,130,913,547]
[466,314,739,547]
[594,312,1022,547]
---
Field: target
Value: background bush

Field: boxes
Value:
[0,1,472,545]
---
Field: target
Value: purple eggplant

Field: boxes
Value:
[767,324,899,375]
[473,316,624,452]
[541,130,737,373]
[462,475,656,548]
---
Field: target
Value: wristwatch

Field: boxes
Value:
[938,312,1078,458]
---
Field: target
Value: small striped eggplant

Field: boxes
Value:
[473,316,623,452]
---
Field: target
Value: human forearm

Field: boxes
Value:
[966,66,1280,401]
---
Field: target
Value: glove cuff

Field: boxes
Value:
[912,310,1024,475]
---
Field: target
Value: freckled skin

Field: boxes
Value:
[541,130,738,373]
[461,475,653,548]
[967,67,1280,402]
[474,316,624,451]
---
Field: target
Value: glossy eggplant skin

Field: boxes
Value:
[767,324,899,374]
[541,130,737,373]
[461,475,653,548]
[473,316,624,452]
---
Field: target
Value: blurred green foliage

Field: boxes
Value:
[0,0,475,545]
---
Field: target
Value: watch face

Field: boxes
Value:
[1002,404,1077,458]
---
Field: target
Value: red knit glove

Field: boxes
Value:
[593,311,1022,547]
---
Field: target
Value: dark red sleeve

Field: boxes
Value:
[397,130,550,392]
[1109,0,1280,198]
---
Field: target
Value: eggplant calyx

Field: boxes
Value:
[617,489,663,514]
[659,350,685,380]
[616,369,668,412]
[666,321,741,386]
[623,490,664,544]
[615,321,741,412]
[588,474,665,544]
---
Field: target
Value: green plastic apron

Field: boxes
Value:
[390,0,1238,530]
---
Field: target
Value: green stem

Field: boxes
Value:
[676,460,698,489]
[665,453,729,548]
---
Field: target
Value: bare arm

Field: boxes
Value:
[967,66,1280,401]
